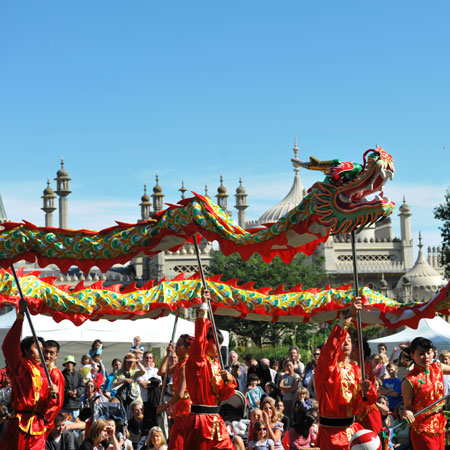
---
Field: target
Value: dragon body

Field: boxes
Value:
[0,147,395,271]
[0,269,448,330]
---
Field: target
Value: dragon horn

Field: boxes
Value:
[291,156,333,173]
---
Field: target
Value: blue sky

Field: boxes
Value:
[0,1,449,253]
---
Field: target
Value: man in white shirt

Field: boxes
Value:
[137,351,161,428]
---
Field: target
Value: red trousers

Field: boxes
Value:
[182,415,234,450]
[318,422,363,450]
[0,419,46,450]
[411,429,444,450]
[168,416,185,450]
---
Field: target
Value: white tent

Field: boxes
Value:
[0,311,229,370]
[368,316,450,356]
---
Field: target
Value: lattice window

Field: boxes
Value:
[337,254,394,262]
[172,265,210,274]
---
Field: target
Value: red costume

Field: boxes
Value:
[356,359,382,434]
[316,322,378,450]
[181,316,236,450]
[0,315,58,450]
[405,362,445,450]
[46,365,65,432]
[168,357,192,450]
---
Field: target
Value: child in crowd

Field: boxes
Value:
[247,373,265,411]
[89,339,103,358]
[377,395,393,428]
[130,336,145,362]
[380,363,402,410]
[248,420,275,450]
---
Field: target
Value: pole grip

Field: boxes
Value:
[192,236,224,369]
[10,265,56,398]
[351,231,367,401]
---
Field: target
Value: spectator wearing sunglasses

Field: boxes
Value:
[248,421,275,450]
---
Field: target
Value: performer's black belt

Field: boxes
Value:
[319,415,354,427]
[191,404,220,414]
[14,410,48,424]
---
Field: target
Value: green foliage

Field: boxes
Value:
[434,188,450,277]
[209,251,326,348]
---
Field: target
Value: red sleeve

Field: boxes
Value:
[2,316,24,373]
[218,376,237,403]
[188,316,210,373]
[315,323,347,386]
[46,368,65,425]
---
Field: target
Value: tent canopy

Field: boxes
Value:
[368,316,450,356]
[0,310,229,370]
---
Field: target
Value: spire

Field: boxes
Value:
[41,178,56,227]
[0,193,8,223]
[293,137,299,175]
[179,180,187,200]
[152,173,165,213]
[140,182,152,220]
[204,184,209,199]
[234,177,248,228]
[216,174,229,213]
[55,158,71,228]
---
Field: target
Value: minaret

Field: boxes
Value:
[140,183,152,220]
[234,178,248,228]
[399,196,414,269]
[179,181,187,200]
[216,175,230,215]
[0,193,8,223]
[41,178,56,227]
[54,158,71,228]
[151,173,165,214]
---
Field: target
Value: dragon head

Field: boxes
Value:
[296,146,396,234]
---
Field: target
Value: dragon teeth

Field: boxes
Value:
[339,193,351,203]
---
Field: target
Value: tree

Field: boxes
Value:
[208,251,326,348]
[434,188,450,277]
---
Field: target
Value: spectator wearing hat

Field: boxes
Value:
[62,355,85,420]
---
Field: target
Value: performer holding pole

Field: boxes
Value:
[401,337,450,449]
[181,288,236,449]
[351,230,366,390]
[192,236,224,369]
[10,265,55,392]
[0,275,59,449]
[316,297,377,450]
[157,332,193,450]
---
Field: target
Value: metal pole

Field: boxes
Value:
[392,392,450,433]
[351,231,366,400]
[10,265,54,390]
[192,236,224,369]
[158,308,180,406]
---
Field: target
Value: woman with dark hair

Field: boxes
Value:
[157,333,193,450]
[401,337,450,449]
[288,410,318,450]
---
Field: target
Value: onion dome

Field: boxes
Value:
[153,174,163,194]
[399,196,411,214]
[56,158,69,178]
[396,233,447,302]
[258,138,305,224]
[236,178,246,195]
[43,178,55,196]
[141,183,150,202]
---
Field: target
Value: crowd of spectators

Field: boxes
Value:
[1,332,449,450]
